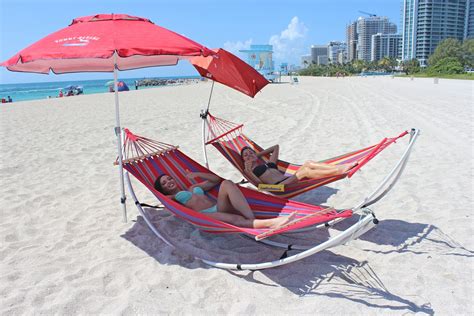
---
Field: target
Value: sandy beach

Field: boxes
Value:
[1,76,472,314]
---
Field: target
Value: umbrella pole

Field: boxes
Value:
[201,81,214,168]
[113,60,127,223]
[201,112,209,169]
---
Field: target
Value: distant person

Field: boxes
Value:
[66,90,74,97]
[135,80,138,90]
[7,96,12,102]
[59,90,64,98]
[154,171,296,229]
[241,145,357,186]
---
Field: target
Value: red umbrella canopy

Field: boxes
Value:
[191,48,269,98]
[1,14,213,74]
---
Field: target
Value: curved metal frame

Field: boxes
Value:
[124,127,420,270]
[125,171,376,270]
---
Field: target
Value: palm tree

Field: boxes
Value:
[378,57,392,72]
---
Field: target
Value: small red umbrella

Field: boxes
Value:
[1,14,217,221]
[190,48,269,98]
[190,49,269,168]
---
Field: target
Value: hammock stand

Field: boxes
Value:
[200,111,415,198]
[120,127,419,270]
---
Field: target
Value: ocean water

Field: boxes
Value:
[0,76,200,103]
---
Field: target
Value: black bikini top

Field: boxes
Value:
[253,162,278,177]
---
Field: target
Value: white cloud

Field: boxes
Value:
[269,17,308,62]
[223,17,308,64]
[223,39,253,55]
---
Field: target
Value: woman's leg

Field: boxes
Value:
[295,161,356,180]
[278,175,298,185]
[207,211,297,229]
[216,180,255,219]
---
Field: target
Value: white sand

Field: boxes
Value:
[1,76,472,314]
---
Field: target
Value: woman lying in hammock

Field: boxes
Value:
[241,145,357,185]
[154,171,296,229]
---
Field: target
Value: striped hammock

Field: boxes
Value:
[119,129,352,241]
[204,112,409,198]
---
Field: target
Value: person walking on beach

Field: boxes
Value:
[154,171,296,229]
[58,90,63,98]
[241,145,356,186]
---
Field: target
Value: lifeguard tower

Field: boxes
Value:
[239,45,276,82]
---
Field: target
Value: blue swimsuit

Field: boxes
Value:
[175,187,218,214]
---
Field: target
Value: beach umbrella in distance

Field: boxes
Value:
[190,48,269,98]
[105,80,129,92]
[0,13,215,222]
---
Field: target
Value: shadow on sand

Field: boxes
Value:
[332,217,474,258]
[120,203,474,314]
[229,255,434,315]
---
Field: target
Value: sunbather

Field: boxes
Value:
[241,145,356,185]
[154,171,296,229]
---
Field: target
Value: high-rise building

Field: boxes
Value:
[402,0,471,65]
[346,21,358,61]
[301,55,312,68]
[356,16,397,61]
[317,55,328,65]
[371,33,402,61]
[311,45,328,65]
[465,0,474,39]
[328,41,347,64]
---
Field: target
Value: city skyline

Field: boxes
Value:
[305,0,473,67]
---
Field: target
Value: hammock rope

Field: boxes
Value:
[203,112,409,198]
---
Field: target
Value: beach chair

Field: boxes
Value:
[119,128,417,270]
[201,112,417,198]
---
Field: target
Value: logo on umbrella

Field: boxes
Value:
[55,36,99,47]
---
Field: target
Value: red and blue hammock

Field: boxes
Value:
[204,112,409,198]
[120,129,352,240]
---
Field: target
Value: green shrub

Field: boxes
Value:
[428,57,464,75]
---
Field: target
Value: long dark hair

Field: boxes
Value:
[154,174,168,194]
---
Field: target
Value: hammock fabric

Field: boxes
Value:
[205,112,409,198]
[119,129,352,240]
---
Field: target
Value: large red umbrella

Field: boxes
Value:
[1,14,218,221]
[190,48,269,98]
[2,14,213,73]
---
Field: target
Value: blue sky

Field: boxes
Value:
[0,0,401,84]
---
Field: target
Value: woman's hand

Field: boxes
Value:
[244,161,253,172]
[185,169,198,179]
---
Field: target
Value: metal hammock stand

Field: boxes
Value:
[120,127,420,270]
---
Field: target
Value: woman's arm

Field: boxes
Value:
[243,161,263,184]
[257,144,279,163]
[186,171,222,191]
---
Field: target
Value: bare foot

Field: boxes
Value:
[338,162,358,174]
[270,211,297,229]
